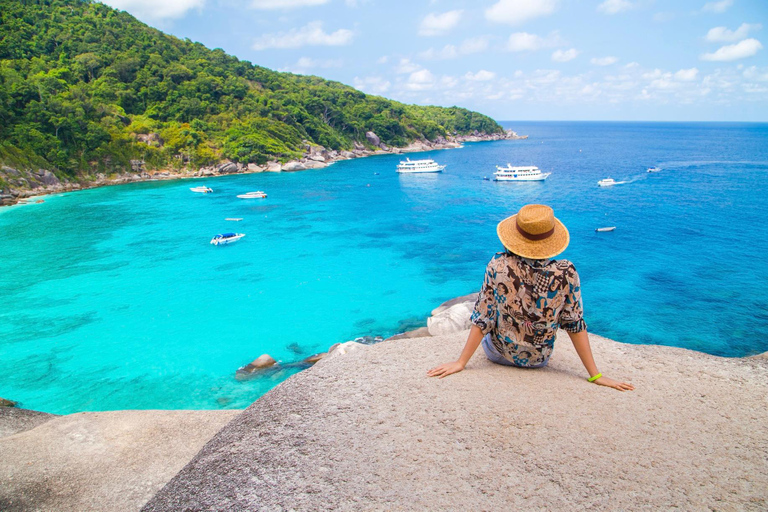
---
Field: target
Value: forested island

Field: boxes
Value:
[0,0,515,202]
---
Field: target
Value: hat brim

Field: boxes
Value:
[497,214,570,259]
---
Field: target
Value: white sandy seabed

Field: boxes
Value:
[140,330,768,511]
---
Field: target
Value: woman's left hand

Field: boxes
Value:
[594,376,635,391]
[427,361,465,379]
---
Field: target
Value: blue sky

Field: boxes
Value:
[101,0,767,121]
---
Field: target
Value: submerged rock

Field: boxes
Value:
[235,354,278,381]
[0,397,17,407]
[302,353,326,364]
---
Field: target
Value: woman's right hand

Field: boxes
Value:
[594,376,635,391]
[427,361,465,379]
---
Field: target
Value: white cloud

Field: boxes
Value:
[406,69,435,90]
[280,57,343,73]
[377,56,389,64]
[702,0,733,13]
[674,68,699,81]
[419,10,463,36]
[460,37,490,54]
[419,46,458,60]
[597,0,633,14]
[485,0,557,26]
[705,23,762,42]
[591,56,619,66]
[552,48,579,62]
[252,21,353,50]
[395,58,421,74]
[420,37,489,60]
[507,32,561,52]
[101,0,204,19]
[441,76,459,88]
[701,39,763,61]
[353,76,391,94]
[464,70,496,81]
[249,0,328,8]
[653,11,675,22]
[625,61,640,68]
[743,66,768,81]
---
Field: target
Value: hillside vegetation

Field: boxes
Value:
[0,0,503,179]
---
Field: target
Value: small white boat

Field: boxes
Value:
[647,167,661,173]
[598,178,626,187]
[596,226,616,232]
[237,191,267,199]
[494,165,550,181]
[396,158,445,173]
[190,186,213,193]
[225,218,243,221]
[210,233,245,245]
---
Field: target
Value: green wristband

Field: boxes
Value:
[588,373,602,382]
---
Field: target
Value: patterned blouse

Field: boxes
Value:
[470,252,587,367]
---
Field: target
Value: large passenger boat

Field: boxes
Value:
[396,158,445,173]
[493,165,550,181]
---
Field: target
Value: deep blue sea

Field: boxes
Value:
[2,121,767,414]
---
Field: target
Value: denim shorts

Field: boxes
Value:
[481,334,549,368]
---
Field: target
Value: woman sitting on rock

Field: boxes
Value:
[427,204,634,392]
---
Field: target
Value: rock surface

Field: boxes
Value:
[0,410,238,512]
[427,301,475,335]
[0,408,56,438]
[143,331,768,511]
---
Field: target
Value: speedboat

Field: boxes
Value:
[494,165,550,181]
[647,167,661,173]
[396,158,445,173]
[225,218,243,221]
[190,186,213,193]
[596,226,616,232]
[210,233,245,245]
[237,191,267,199]
[597,178,625,187]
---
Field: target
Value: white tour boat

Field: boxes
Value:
[210,233,245,245]
[190,186,213,193]
[597,178,626,187]
[647,166,661,173]
[396,158,445,173]
[236,191,267,199]
[596,226,616,232]
[493,165,551,181]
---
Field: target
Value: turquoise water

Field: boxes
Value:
[2,121,767,414]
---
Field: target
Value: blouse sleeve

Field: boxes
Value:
[470,259,497,335]
[558,264,587,333]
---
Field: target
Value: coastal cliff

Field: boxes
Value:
[143,331,768,511]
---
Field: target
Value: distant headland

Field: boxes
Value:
[0,0,521,207]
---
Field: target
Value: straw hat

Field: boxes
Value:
[496,204,570,259]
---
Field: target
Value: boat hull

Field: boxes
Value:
[397,167,445,173]
[211,234,245,245]
[494,173,550,181]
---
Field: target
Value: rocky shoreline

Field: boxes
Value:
[0,130,526,208]
[3,291,768,511]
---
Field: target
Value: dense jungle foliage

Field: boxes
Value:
[0,0,504,177]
